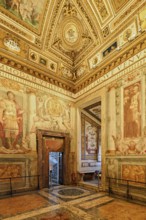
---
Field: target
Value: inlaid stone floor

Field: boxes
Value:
[0,186,146,220]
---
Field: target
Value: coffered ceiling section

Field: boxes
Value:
[84,101,101,123]
[0,0,146,92]
[45,0,99,65]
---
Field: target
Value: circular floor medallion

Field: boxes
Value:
[58,188,84,196]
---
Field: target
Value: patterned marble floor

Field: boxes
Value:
[0,186,146,220]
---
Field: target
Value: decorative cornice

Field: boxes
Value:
[74,33,146,93]
[0,51,75,93]
[0,32,145,94]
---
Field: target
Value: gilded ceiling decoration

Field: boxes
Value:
[111,0,129,12]
[0,0,146,93]
[45,0,99,66]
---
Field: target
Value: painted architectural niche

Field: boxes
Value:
[124,81,141,139]
[106,68,146,185]
[0,87,31,154]
[107,71,146,156]
[81,113,98,160]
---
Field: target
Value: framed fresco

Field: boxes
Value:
[0,87,31,154]
[0,0,48,33]
[81,113,99,160]
[103,41,117,58]
[122,164,145,185]
[123,81,141,138]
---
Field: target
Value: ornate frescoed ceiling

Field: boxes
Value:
[0,0,146,93]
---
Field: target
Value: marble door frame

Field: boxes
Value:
[37,129,71,188]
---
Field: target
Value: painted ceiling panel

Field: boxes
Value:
[0,0,145,93]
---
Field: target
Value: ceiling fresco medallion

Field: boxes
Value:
[60,17,83,50]
[51,14,92,60]
[64,23,79,44]
[46,0,95,62]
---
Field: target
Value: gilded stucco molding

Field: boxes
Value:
[1,31,143,95]
[0,0,145,94]
[0,17,32,41]
[0,52,75,93]
[111,0,145,30]
[45,0,98,64]
[75,0,99,39]
[75,33,146,93]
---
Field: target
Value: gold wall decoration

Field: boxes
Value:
[139,7,146,31]
[60,63,73,79]
[39,57,47,66]
[119,21,137,46]
[94,0,109,20]
[29,50,39,63]
[75,61,87,79]
[48,60,58,73]
[45,0,99,68]
[0,17,34,42]
[28,49,58,73]
[111,0,129,12]
[102,26,110,38]
[0,29,28,58]
[112,0,145,29]
[51,15,93,60]
[4,37,20,52]
[89,53,101,69]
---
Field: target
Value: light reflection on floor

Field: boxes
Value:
[0,186,146,220]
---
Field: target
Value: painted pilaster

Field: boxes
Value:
[27,91,37,151]
[107,86,116,154]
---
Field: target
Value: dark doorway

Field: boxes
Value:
[49,152,63,187]
[37,130,71,189]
